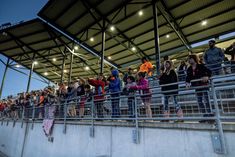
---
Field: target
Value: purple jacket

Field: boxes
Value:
[129,78,150,94]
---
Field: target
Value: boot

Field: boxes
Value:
[161,111,170,122]
[175,109,184,123]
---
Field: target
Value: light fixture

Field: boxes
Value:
[33,61,38,65]
[52,58,57,62]
[131,47,136,51]
[74,46,79,50]
[110,26,115,31]
[63,70,67,73]
[172,59,177,62]
[15,64,20,68]
[166,34,170,38]
[138,10,143,16]
[134,69,137,72]
[201,20,207,26]
[108,56,112,60]
[90,37,94,42]
[44,72,48,76]
[85,66,90,70]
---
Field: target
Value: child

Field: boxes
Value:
[79,84,93,118]
[129,72,152,118]
[123,76,136,118]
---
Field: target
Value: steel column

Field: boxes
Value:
[60,56,65,83]
[69,53,73,83]
[100,19,106,74]
[0,58,10,99]
[26,53,36,93]
[152,0,161,75]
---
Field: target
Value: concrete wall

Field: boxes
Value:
[0,121,235,157]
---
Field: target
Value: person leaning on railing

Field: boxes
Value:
[225,42,235,73]
[186,55,214,123]
[159,60,183,122]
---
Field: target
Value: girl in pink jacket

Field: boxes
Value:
[129,72,152,118]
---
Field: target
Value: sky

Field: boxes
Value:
[0,0,48,98]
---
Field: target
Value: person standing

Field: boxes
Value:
[225,42,235,73]
[159,61,183,122]
[139,57,153,77]
[203,40,224,75]
[186,55,213,122]
[123,68,134,85]
[177,60,187,81]
[88,74,106,119]
[129,72,152,118]
[107,69,122,118]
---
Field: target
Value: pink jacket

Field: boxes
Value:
[129,78,151,94]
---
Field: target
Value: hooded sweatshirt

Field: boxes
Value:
[109,69,121,93]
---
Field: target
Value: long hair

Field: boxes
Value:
[163,60,174,75]
[188,55,199,64]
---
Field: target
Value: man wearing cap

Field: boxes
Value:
[203,40,224,75]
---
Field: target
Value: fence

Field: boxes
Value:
[1,73,235,154]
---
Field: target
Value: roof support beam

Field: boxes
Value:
[5,31,75,81]
[157,0,192,54]
[81,0,150,61]
[0,58,10,99]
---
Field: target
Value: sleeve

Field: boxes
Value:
[203,51,208,64]
[218,48,225,61]
[201,64,212,78]
[130,80,148,90]
[147,62,153,69]
[109,79,120,88]
[186,68,191,83]
[224,46,233,55]
[170,70,178,82]
[88,79,105,87]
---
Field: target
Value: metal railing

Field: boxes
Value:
[1,73,235,154]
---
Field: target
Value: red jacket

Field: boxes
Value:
[88,79,106,101]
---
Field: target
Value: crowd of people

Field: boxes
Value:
[0,40,234,123]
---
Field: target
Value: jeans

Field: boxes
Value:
[164,95,181,112]
[231,61,235,73]
[196,90,212,115]
[94,100,104,118]
[128,97,135,118]
[111,93,120,118]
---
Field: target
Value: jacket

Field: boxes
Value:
[109,70,122,93]
[88,79,105,100]
[186,64,212,87]
[129,78,150,95]
[204,47,224,65]
[225,45,235,61]
[159,70,178,95]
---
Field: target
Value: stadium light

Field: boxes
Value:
[201,20,207,26]
[138,10,143,16]
[90,37,94,42]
